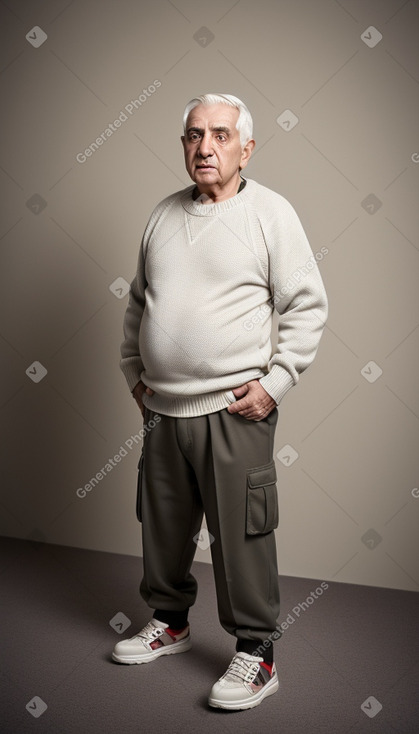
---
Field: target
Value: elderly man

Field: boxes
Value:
[112,93,328,711]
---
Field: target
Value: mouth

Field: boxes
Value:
[196,164,216,170]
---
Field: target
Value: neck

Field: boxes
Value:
[193,173,244,203]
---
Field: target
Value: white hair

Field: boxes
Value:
[182,93,253,147]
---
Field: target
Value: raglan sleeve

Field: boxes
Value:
[258,198,328,405]
[119,230,148,393]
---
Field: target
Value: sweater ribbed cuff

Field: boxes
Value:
[119,357,144,393]
[258,365,295,405]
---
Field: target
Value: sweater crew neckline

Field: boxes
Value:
[181,177,253,216]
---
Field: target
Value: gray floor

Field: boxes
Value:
[1,536,418,734]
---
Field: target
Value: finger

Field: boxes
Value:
[240,408,266,421]
[238,410,256,420]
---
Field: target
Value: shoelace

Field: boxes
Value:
[223,656,260,683]
[134,621,163,641]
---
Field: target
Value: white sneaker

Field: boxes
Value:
[112,618,191,664]
[208,652,278,710]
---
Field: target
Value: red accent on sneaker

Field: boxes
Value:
[150,639,164,650]
[260,661,273,675]
[165,625,189,639]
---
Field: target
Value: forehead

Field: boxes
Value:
[185,103,239,130]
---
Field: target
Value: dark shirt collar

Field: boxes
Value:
[192,177,247,202]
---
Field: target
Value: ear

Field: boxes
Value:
[239,139,255,170]
[181,135,186,151]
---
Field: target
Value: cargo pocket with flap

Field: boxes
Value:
[246,460,278,535]
[136,448,144,523]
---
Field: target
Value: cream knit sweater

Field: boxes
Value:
[120,178,328,417]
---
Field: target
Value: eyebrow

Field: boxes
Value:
[186,125,232,135]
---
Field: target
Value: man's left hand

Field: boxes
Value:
[227,379,277,421]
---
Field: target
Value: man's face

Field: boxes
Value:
[181,103,254,195]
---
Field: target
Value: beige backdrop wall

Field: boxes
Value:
[1,0,418,592]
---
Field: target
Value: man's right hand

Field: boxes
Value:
[132,380,155,418]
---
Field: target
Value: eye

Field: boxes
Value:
[189,132,200,141]
[216,134,226,142]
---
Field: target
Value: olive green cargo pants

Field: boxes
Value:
[137,404,280,645]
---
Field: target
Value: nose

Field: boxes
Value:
[197,131,213,159]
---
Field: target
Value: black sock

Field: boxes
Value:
[236,638,274,665]
[153,608,189,629]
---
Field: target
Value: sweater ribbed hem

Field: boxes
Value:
[140,366,295,417]
[142,388,239,418]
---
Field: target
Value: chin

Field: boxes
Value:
[194,171,218,181]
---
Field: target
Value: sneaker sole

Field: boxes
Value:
[208,672,279,710]
[112,636,192,664]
